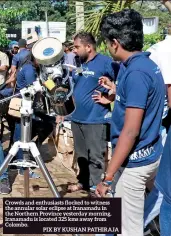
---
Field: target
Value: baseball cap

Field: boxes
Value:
[8,41,19,50]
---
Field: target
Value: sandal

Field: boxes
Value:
[67,183,83,192]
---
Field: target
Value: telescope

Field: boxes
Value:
[32,37,75,116]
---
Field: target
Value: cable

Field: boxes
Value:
[0,92,20,104]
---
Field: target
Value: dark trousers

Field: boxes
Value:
[71,121,109,189]
[13,116,54,160]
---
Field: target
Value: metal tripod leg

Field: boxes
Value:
[0,142,20,176]
[24,167,30,197]
[29,142,60,197]
[22,151,31,198]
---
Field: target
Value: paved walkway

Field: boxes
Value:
[0,133,88,236]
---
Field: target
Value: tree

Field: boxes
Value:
[69,0,137,40]
[0,1,28,48]
[66,0,171,55]
[69,0,171,41]
[0,1,75,39]
[0,28,10,48]
[0,0,74,46]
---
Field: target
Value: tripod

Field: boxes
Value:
[0,82,60,197]
[0,82,80,236]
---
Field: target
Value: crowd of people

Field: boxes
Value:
[0,8,171,236]
[0,38,55,193]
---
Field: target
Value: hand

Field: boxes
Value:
[6,73,16,85]
[99,76,114,90]
[92,90,111,104]
[95,182,110,197]
[56,116,64,124]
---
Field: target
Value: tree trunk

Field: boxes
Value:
[162,0,171,13]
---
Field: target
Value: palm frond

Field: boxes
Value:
[68,0,143,43]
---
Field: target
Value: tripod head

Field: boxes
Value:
[20,80,43,116]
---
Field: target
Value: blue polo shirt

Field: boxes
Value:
[71,53,119,124]
[111,52,165,168]
[12,48,36,91]
[12,48,31,68]
[16,64,36,91]
[155,126,171,203]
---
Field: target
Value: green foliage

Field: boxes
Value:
[0,0,73,45]
[143,33,163,51]
[0,2,28,48]
[68,0,139,52]
[0,0,77,41]
[0,2,28,29]
[0,28,10,48]
[69,0,137,42]
[97,42,111,56]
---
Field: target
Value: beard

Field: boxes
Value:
[79,54,88,63]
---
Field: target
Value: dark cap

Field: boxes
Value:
[18,39,27,48]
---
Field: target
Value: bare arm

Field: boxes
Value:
[106,107,144,178]
[10,65,17,74]
[5,71,16,85]
[162,0,171,13]
[167,85,171,108]
[0,65,8,71]
[95,107,144,197]
[0,53,9,72]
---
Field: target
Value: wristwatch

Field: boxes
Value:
[101,173,113,187]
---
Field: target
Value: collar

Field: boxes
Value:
[84,53,98,64]
[123,52,150,67]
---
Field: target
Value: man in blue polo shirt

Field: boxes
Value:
[155,127,171,236]
[0,39,33,96]
[95,9,165,235]
[67,32,119,192]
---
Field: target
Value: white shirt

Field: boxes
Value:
[0,51,9,85]
[147,35,171,85]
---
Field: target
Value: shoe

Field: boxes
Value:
[67,183,83,192]
[0,178,11,195]
[18,169,40,179]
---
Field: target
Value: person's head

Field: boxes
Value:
[73,31,96,62]
[12,45,19,54]
[18,39,27,49]
[8,41,19,54]
[100,9,144,61]
[63,41,74,53]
